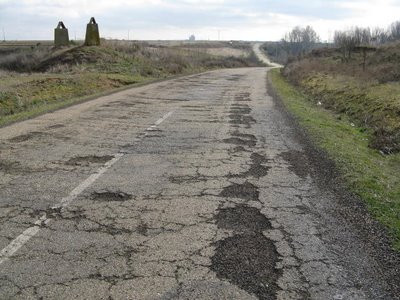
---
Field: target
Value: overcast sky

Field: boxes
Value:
[1,0,400,41]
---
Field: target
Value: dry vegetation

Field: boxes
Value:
[282,43,400,154]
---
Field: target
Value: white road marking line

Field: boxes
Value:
[0,110,175,266]
[55,153,124,209]
[154,111,174,126]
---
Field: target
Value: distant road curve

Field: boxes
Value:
[253,42,283,68]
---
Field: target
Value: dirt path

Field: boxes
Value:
[253,43,283,68]
[0,68,397,299]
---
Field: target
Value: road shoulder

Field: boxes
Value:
[267,68,400,298]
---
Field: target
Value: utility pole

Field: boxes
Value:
[128,30,130,41]
[218,30,221,41]
[2,27,5,42]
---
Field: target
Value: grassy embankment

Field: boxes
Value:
[0,40,262,126]
[269,43,400,250]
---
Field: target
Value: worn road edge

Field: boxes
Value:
[266,70,400,298]
[0,70,207,129]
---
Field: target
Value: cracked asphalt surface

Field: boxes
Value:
[0,67,398,299]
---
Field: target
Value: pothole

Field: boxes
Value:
[47,124,65,129]
[0,160,34,175]
[230,146,250,153]
[8,132,48,143]
[211,234,280,300]
[65,155,114,166]
[227,75,244,81]
[137,222,149,236]
[234,92,251,102]
[216,205,272,233]
[0,160,19,173]
[232,132,256,140]
[90,191,132,202]
[219,181,259,201]
[280,150,310,179]
[212,205,280,299]
[229,115,256,128]
[223,137,256,147]
[230,106,252,115]
[230,153,271,179]
[169,175,208,184]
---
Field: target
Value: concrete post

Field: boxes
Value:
[54,21,69,47]
[85,17,100,46]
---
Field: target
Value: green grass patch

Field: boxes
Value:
[269,68,400,251]
[299,74,400,152]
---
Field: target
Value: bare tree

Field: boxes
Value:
[334,27,372,60]
[389,21,400,40]
[371,27,388,45]
[283,25,320,57]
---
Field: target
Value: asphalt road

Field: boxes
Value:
[0,66,398,299]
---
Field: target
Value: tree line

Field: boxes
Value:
[263,20,400,64]
[281,25,321,57]
[262,26,323,64]
[333,21,400,60]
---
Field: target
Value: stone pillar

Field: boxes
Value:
[85,17,100,46]
[54,21,69,47]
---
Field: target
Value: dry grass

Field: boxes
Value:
[282,43,400,153]
[284,42,400,84]
[0,46,55,72]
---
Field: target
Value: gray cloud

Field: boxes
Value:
[1,0,400,41]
